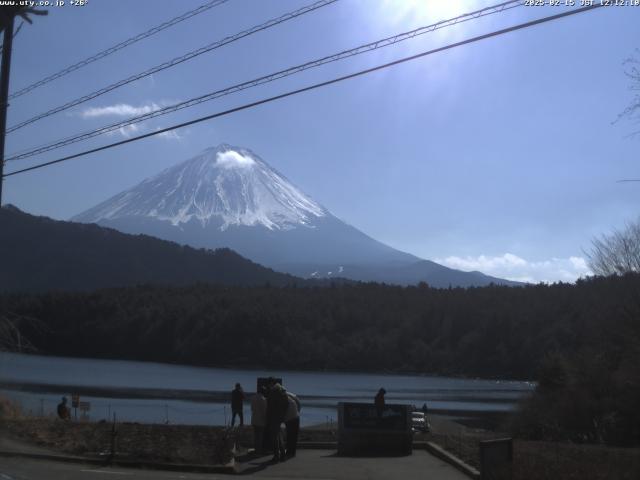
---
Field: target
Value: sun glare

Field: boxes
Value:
[382,0,478,25]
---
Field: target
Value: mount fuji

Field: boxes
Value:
[73,144,518,287]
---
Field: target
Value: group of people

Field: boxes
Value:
[231,378,300,463]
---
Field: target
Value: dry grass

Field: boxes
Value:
[513,440,640,480]
[428,431,640,479]
[0,395,22,419]
[1,418,241,465]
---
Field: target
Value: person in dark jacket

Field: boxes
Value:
[57,396,70,420]
[374,388,386,417]
[266,378,287,462]
[231,383,245,426]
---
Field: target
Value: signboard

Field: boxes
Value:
[338,402,412,456]
[71,394,80,408]
[342,402,407,431]
[78,401,91,412]
[480,438,513,480]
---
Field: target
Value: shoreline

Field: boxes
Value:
[2,351,536,384]
[0,380,526,404]
[0,380,519,431]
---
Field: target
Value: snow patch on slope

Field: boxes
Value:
[73,144,327,231]
[216,150,255,168]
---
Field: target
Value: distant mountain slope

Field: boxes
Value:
[281,261,520,288]
[73,144,521,287]
[73,144,418,268]
[0,205,306,293]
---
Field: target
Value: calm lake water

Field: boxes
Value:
[0,352,534,427]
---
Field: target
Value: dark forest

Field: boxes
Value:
[3,273,640,444]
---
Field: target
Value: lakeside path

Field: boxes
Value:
[0,449,470,480]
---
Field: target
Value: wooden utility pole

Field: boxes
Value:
[0,12,15,206]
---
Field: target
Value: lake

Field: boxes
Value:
[0,352,534,427]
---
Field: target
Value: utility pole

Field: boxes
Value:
[0,12,15,206]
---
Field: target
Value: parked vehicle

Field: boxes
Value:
[411,411,429,433]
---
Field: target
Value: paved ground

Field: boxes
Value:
[0,449,470,480]
[0,457,216,480]
[0,434,56,456]
[238,449,470,479]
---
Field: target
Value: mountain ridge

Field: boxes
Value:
[73,144,521,288]
[0,204,314,293]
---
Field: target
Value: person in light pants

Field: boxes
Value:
[284,391,301,458]
[251,386,267,454]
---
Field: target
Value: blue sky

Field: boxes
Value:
[3,0,640,283]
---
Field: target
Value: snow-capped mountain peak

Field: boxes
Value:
[72,144,520,287]
[73,144,327,231]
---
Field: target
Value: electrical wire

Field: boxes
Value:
[3,4,603,179]
[5,0,339,134]
[5,0,522,162]
[8,0,230,100]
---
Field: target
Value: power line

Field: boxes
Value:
[3,4,604,179]
[6,0,522,162]
[6,0,339,134]
[3,4,603,177]
[8,0,230,100]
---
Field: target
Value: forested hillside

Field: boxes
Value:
[3,274,638,380]
[0,205,307,291]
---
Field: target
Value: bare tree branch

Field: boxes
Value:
[615,49,640,137]
[0,7,47,33]
[0,311,46,353]
[586,219,640,276]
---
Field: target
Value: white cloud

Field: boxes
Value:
[440,253,527,271]
[156,130,181,141]
[104,122,186,141]
[114,123,140,138]
[80,102,163,118]
[154,127,185,141]
[216,150,255,168]
[569,256,588,270]
[435,253,593,284]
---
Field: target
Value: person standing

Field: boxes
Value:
[374,388,386,417]
[284,391,301,458]
[266,378,288,462]
[57,396,70,420]
[251,386,267,454]
[231,383,245,427]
